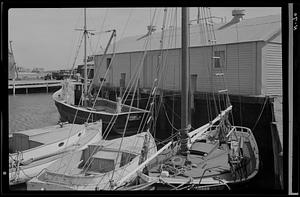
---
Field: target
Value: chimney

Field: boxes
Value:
[231,9,245,23]
[218,9,245,30]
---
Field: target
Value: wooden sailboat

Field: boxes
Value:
[53,8,149,136]
[9,121,102,185]
[113,7,260,191]
[27,129,157,190]
[27,8,162,191]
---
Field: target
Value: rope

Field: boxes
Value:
[107,9,159,188]
[251,97,268,132]
[235,23,243,126]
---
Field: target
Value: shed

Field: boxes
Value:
[94,13,281,96]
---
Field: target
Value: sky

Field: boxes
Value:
[8,7,281,71]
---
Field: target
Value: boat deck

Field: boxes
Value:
[14,124,84,144]
[147,140,257,183]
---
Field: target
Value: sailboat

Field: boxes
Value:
[26,8,160,190]
[27,130,157,190]
[9,121,102,185]
[113,7,260,191]
[53,9,149,136]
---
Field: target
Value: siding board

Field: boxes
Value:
[262,43,282,96]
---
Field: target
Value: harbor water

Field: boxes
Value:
[9,93,60,134]
[8,92,60,191]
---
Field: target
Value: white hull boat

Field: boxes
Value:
[9,121,102,185]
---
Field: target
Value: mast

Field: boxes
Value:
[179,7,190,156]
[83,8,88,107]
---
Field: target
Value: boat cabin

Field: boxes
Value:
[80,144,137,174]
[9,124,84,153]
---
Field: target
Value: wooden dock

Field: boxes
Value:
[8,80,63,94]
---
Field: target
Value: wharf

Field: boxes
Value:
[8,80,63,94]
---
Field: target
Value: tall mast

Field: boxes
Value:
[83,8,88,107]
[179,7,190,156]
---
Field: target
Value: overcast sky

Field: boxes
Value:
[8,7,281,71]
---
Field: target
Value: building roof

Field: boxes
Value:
[99,14,281,55]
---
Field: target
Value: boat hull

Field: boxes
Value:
[132,126,259,190]
[27,132,157,190]
[53,89,149,136]
[9,122,102,185]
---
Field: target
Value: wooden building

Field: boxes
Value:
[94,13,281,96]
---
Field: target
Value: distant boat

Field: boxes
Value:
[53,9,149,136]
[27,131,157,190]
[9,121,102,185]
[8,41,18,80]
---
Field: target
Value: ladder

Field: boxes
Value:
[205,7,231,113]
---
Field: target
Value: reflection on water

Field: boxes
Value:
[9,93,59,133]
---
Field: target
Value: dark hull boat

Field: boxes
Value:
[53,84,150,136]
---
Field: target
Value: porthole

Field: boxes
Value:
[58,142,64,147]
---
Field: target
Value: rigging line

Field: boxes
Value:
[121,27,151,105]
[89,8,133,98]
[252,97,268,132]
[68,33,85,80]
[152,7,169,137]
[200,7,213,123]
[203,7,220,117]
[107,9,158,187]
[58,39,112,175]
[121,9,158,105]
[137,8,177,138]
[120,31,149,103]
[235,23,243,126]
[171,7,178,138]
[207,9,226,113]
[53,17,105,175]
[152,8,177,128]
[108,64,144,187]
[111,132,156,186]
[87,34,96,55]
[83,35,144,173]
[65,10,83,71]
[85,36,118,122]
[163,103,180,132]
[203,8,217,116]
[104,9,163,187]
[120,9,158,100]
[208,8,233,125]
[95,8,109,53]
[199,7,212,124]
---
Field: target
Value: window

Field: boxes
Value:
[213,50,226,68]
[107,58,112,69]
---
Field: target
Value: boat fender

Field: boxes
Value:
[160,171,169,177]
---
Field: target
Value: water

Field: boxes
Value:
[9,93,60,134]
[8,93,59,191]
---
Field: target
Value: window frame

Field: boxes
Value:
[213,49,226,69]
